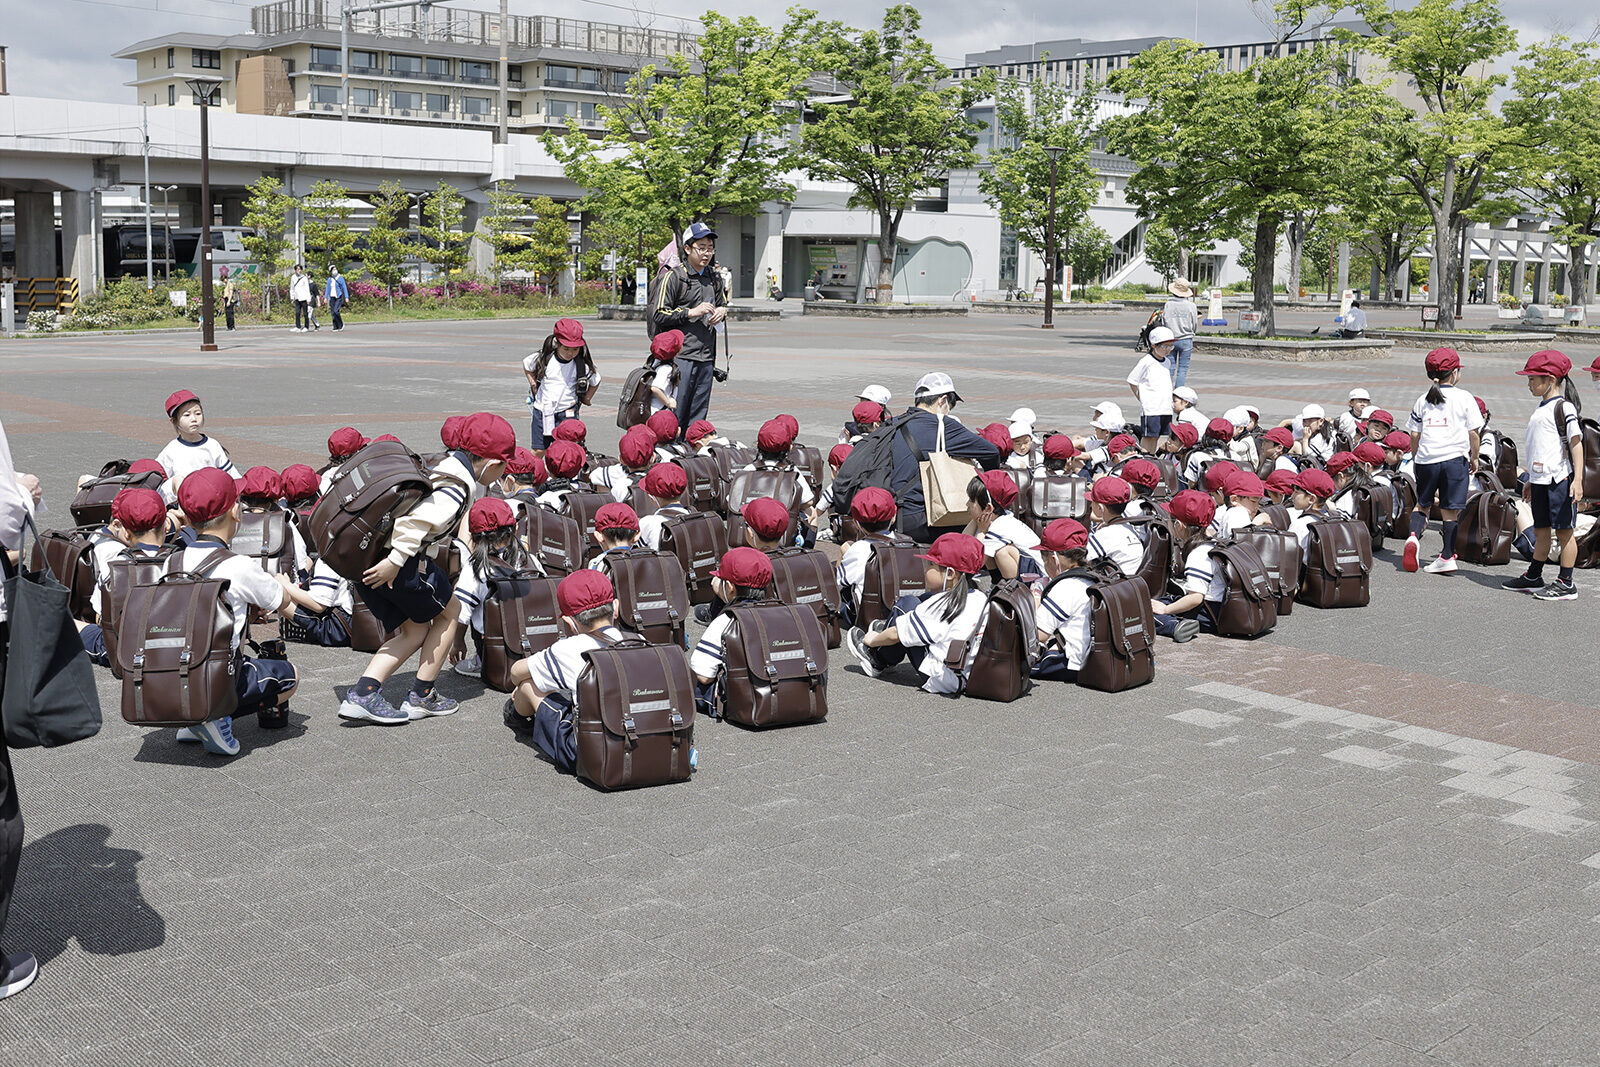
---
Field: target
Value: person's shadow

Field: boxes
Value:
[8,824,165,965]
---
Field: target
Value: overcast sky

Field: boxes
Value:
[8,0,1598,104]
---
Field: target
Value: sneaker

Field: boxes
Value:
[452,654,483,678]
[1533,579,1578,601]
[175,726,200,743]
[1402,536,1420,572]
[258,705,289,730]
[503,698,536,734]
[337,689,409,725]
[1172,618,1201,643]
[844,627,884,679]
[0,953,39,1000]
[194,717,241,757]
[401,689,459,719]
[1424,555,1458,574]
[1502,573,1545,592]
[694,603,717,625]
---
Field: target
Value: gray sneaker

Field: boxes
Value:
[452,654,482,678]
[401,689,459,719]
[337,689,409,725]
[1533,579,1578,602]
[844,627,885,679]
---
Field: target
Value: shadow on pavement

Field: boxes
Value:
[9,824,165,965]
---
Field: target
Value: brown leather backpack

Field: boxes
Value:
[677,455,722,512]
[947,578,1037,702]
[1454,474,1516,566]
[855,538,928,629]
[786,444,824,488]
[561,491,625,565]
[657,510,729,605]
[615,356,678,430]
[716,600,830,727]
[1299,518,1372,608]
[1047,564,1156,693]
[706,445,754,512]
[1207,540,1278,638]
[1121,515,1176,600]
[116,552,238,726]
[604,548,690,646]
[309,439,436,580]
[29,525,102,623]
[518,505,585,577]
[481,570,565,693]
[1025,474,1091,531]
[1573,520,1600,569]
[101,545,184,679]
[722,466,803,542]
[573,635,695,790]
[347,598,391,652]
[1349,479,1396,553]
[764,546,842,648]
[1232,526,1300,617]
[1260,504,1292,531]
[233,508,296,576]
[70,465,164,527]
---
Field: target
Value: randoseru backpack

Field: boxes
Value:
[481,569,564,693]
[232,508,296,577]
[1025,474,1091,532]
[605,548,691,646]
[716,600,830,727]
[706,445,755,512]
[29,525,102,623]
[764,546,842,649]
[116,552,237,726]
[573,634,696,790]
[1121,515,1176,600]
[71,463,164,527]
[562,491,627,566]
[347,598,391,653]
[1045,563,1156,693]
[101,544,185,679]
[657,510,728,604]
[786,444,824,488]
[722,466,803,534]
[1349,479,1396,553]
[1260,504,1292,531]
[309,439,437,581]
[519,506,585,577]
[677,455,722,512]
[1299,518,1373,608]
[946,578,1037,702]
[616,356,678,430]
[1454,473,1516,566]
[1207,540,1278,638]
[855,538,928,629]
[1231,526,1300,617]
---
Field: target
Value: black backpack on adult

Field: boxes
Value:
[1232,526,1300,617]
[1207,540,1278,639]
[1299,518,1373,608]
[616,356,678,430]
[71,462,164,527]
[657,510,728,604]
[764,546,842,649]
[480,569,564,693]
[946,579,1037,702]
[604,548,690,647]
[1042,564,1156,693]
[716,600,830,727]
[1454,472,1516,566]
[855,538,928,629]
[28,525,102,623]
[828,416,906,521]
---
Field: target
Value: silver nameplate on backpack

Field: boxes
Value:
[770,649,807,661]
[629,699,672,713]
[523,624,559,635]
[796,593,822,604]
[636,599,668,610]
[143,637,188,649]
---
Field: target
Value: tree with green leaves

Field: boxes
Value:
[1065,221,1114,287]
[361,180,415,308]
[480,182,530,288]
[1504,36,1600,307]
[803,6,994,303]
[302,178,357,275]
[1345,0,1517,329]
[543,10,815,262]
[526,196,576,300]
[240,174,294,313]
[978,72,1101,297]
[418,180,469,298]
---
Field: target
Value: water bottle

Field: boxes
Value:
[689,746,699,772]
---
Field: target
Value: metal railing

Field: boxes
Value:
[10,277,79,314]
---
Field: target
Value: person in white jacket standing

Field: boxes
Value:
[289,266,315,332]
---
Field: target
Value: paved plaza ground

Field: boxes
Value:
[2,304,1599,1066]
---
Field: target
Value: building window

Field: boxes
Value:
[425,92,450,113]
[390,54,423,77]
[461,60,494,84]
[352,87,379,107]
[461,95,491,115]
[578,68,600,88]
[351,50,378,73]
[392,90,421,111]
[192,49,221,70]
[167,48,174,69]
[168,83,176,105]
[507,64,523,85]
[425,56,450,79]
[547,98,597,122]
[310,46,339,70]
[508,100,522,117]
[547,64,577,86]
[312,84,342,105]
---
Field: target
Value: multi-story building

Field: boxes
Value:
[115,0,695,134]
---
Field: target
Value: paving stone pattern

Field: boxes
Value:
[1,310,1598,1064]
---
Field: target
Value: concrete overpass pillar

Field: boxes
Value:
[176,187,203,228]
[60,190,102,300]
[220,195,246,227]
[1534,247,1551,304]
[754,206,783,296]
[1512,243,1527,300]
[1397,260,1411,301]
[464,200,493,274]
[13,192,56,278]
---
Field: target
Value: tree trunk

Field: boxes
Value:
[1432,220,1457,329]
[1177,247,1190,282]
[876,220,897,305]
[1569,243,1591,308]
[1286,216,1304,299]
[1382,239,1402,303]
[1253,213,1280,337]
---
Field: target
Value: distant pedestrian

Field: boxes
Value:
[1161,279,1199,387]
[221,267,238,331]
[1339,298,1368,339]
[325,266,349,332]
[290,266,313,332]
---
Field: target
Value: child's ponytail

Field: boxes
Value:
[1560,374,1584,414]
[938,571,973,623]
[1425,372,1448,408]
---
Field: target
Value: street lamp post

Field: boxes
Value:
[1042,145,1067,330]
[156,185,177,280]
[186,75,224,353]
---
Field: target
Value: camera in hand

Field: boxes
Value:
[713,369,729,383]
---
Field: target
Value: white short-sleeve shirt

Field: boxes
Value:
[1524,397,1581,485]
[528,625,625,698]
[897,589,987,695]
[980,514,1044,572]
[1407,385,1484,465]
[1127,355,1175,417]
[1038,574,1092,671]
[1087,522,1144,578]
[157,434,239,504]
[1180,541,1227,603]
[177,543,287,651]
[303,558,354,615]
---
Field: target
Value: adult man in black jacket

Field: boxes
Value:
[651,222,728,429]
[889,373,1003,542]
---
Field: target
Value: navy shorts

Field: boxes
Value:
[236,655,297,714]
[80,623,110,667]
[529,408,578,451]
[356,556,453,633]
[1529,478,1576,531]
[1414,457,1471,512]
[1140,414,1172,438]
[282,610,352,647]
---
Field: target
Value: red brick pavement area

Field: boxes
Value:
[1162,641,1600,765]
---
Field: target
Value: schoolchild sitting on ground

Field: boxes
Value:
[980,423,1014,456]
[1172,386,1207,432]
[965,470,1045,586]
[1005,418,1043,473]
[450,498,539,679]
[836,487,898,626]
[1363,408,1396,443]
[503,570,628,770]
[1040,432,1084,474]
[587,503,642,574]
[591,427,657,502]
[1260,427,1298,475]
[338,412,512,726]
[553,419,588,447]
[281,464,320,515]
[637,463,691,550]
[1119,458,1163,517]
[282,553,358,648]
[1217,470,1269,538]
[740,496,791,553]
[156,389,239,506]
[1184,418,1236,486]
[1503,349,1586,601]
[1286,468,1338,560]
[811,444,852,535]
[1352,441,1387,476]
[1083,433,1140,480]
[1224,407,1259,471]
[76,487,169,667]
[500,447,547,506]
[1402,347,1484,575]
[1335,388,1373,444]
[1381,431,1414,478]
[842,400,887,444]
[524,317,601,452]
[1085,476,1144,578]
[844,532,988,695]
[536,441,588,510]
[172,468,302,754]
[1075,402,1126,452]
[743,419,816,506]
[1164,421,1200,463]
[238,466,313,576]
[1032,518,1095,682]
[1264,468,1298,506]
[1201,460,1239,509]
[686,419,729,453]
[1149,489,1221,642]
[1325,452,1360,516]
[1283,404,1335,467]
[646,410,687,460]
[320,427,368,492]
[690,547,775,716]
[644,329,683,415]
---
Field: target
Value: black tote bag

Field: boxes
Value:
[1,514,103,748]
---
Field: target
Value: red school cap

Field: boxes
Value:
[328,427,367,458]
[1120,458,1162,488]
[554,419,587,443]
[741,496,791,540]
[1043,433,1079,460]
[850,486,897,524]
[1202,460,1239,494]
[1205,417,1235,441]
[978,469,1020,509]
[239,466,282,500]
[1263,427,1294,450]
[280,464,320,500]
[468,497,516,533]
[1516,349,1573,378]
[1107,433,1138,456]
[128,458,167,478]
[458,413,517,462]
[646,409,680,445]
[711,546,773,589]
[1225,470,1264,498]
[1366,408,1395,427]
[851,401,883,426]
[1353,441,1387,466]
[775,414,800,437]
[1160,488,1216,528]
[177,467,238,524]
[1294,468,1336,499]
[915,532,986,575]
[594,502,640,533]
[650,330,683,360]
[1170,422,1200,448]
[1325,451,1357,476]
[164,389,200,417]
[557,569,615,617]
[686,419,717,444]
[506,447,540,476]
[1039,518,1089,553]
[552,318,585,347]
[544,441,587,476]
[1425,347,1460,373]
[111,488,167,532]
[1383,431,1412,452]
[642,462,687,499]
[828,443,853,469]
[441,416,465,450]
[980,423,1013,452]
[620,426,657,468]
[757,418,796,453]
[1089,475,1132,505]
[1264,469,1298,496]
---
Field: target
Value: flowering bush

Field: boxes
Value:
[1498,294,1522,309]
